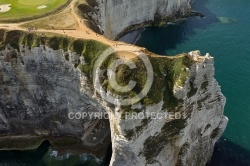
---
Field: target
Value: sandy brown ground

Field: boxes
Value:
[0,0,145,60]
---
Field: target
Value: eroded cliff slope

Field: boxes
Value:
[77,0,191,39]
[108,51,228,166]
[0,0,228,165]
[0,30,111,156]
[0,29,228,166]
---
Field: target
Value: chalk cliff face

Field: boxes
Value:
[0,31,112,155]
[0,0,228,165]
[89,0,191,39]
[0,29,228,166]
[108,51,228,166]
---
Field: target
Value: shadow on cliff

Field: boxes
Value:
[0,140,105,166]
[102,143,112,166]
[207,137,250,166]
[121,0,220,55]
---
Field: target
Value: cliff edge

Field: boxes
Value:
[76,0,192,39]
[0,0,228,165]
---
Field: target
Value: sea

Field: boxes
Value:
[0,0,250,165]
[134,0,250,165]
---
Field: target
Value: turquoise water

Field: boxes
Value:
[135,0,250,165]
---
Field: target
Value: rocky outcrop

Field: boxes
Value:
[78,0,192,39]
[107,51,228,166]
[0,30,227,166]
[0,30,111,156]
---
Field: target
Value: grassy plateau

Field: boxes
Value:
[0,0,68,22]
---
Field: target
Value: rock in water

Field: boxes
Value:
[217,16,237,24]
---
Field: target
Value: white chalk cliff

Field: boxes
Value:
[89,0,191,39]
[0,0,228,166]
[108,51,228,166]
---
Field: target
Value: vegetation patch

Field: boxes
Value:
[20,7,78,30]
[0,30,196,114]
[0,30,108,59]
[143,119,187,162]
[74,0,101,33]
[125,118,151,140]
[109,54,194,114]
[103,54,195,114]
[145,55,193,110]
[0,0,69,22]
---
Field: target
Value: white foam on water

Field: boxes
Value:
[49,150,74,160]
[37,5,47,9]
[50,150,58,157]
[0,4,11,12]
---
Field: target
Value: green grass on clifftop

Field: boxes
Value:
[0,0,69,22]
[0,29,195,113]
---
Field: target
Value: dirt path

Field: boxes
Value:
[0,0,144,59]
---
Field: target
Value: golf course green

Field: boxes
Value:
[0,0,68,22]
